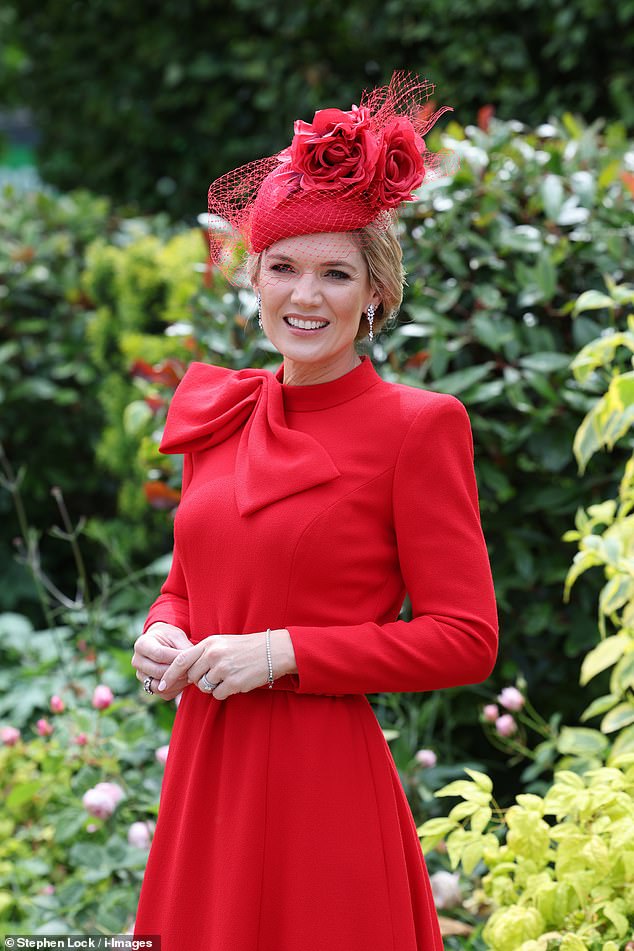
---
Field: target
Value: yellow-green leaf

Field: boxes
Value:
[580,635,627,685]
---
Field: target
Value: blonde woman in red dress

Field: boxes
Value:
[131,73,498,951]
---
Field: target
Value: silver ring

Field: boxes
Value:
[198,673,219,693]
[143,676,154,695]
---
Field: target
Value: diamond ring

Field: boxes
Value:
[199,673,219,693]
[143,676,154,695]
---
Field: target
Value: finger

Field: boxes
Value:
[157,644,203,692]
[133,638,183,666]
[212,680,233,701]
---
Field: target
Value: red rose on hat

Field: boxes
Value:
[374,117,426,208]
[290,106,381,195]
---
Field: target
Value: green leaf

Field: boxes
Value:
[571,289,616,316]
[416,816,457,838]
[123,399,153,436]
[463,767,493,793]
[601,702,634,734]
[6,780,41,813]
[519,352,570,374]
[556,726,609,757]
[428,362,496,397]
[540,174,564,220]
[581,694,619,721]
[436,780,491,804]
[580,634,627,685]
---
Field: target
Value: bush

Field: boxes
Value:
[3,0,633,217]
[0,184,114,614]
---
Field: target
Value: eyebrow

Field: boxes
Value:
[266,253,359,272]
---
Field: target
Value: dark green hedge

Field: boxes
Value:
[3,0,633,217]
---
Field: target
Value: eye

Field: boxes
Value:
[268,262,294,274]
[325,269,351,280]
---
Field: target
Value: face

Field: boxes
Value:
[255,232,380,381]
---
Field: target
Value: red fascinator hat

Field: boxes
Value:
[207,72,455,277]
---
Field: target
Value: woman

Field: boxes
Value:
[132,72,498,950]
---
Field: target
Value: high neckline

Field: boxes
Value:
[276,356,381,412]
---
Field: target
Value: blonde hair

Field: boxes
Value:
[246,219,405,341]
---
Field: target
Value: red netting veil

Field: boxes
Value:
[207,71,456,280]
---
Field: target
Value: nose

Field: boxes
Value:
[289,270,322,307]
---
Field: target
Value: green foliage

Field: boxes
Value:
[0,184,115,613]
[0,468,174,933]
[563,280,634,760]
[2,0,633,217]
[0,658,171,933]
[419,764,634,950]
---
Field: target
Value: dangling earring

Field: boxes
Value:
[257,291,263,329]
[367,303,375,342]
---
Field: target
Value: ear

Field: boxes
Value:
[368,287,382,311]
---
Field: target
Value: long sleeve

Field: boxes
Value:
[286,397,498,695]
[142,455,193,636]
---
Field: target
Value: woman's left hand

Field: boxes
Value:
[156,629,296,700]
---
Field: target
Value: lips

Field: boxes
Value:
[284,315,330,331]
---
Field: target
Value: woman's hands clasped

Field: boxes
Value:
[133,625,298,702]
[132,622,193,701]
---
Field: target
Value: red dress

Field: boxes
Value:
[134,356,498,951]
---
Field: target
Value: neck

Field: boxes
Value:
[282,350,362,387]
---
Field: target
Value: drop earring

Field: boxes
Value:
[257,291,263,329]
[366,303,375,342]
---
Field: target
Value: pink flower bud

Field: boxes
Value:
[86,823,98,833]
[92,684,114,710]
[94,781,125,805]
[1,726,21,746]
[50,695,65,713]
[483,704,499,723]
[495,713,517,737]
[127,821,154,849]
[414,749,437,769]
[82,788,116,819]
[430,870,462,910]
[497,686,525,712]
[73,733,89,746]
[40,884,55,895]
[36,718,54,736]
[155,745,169,765]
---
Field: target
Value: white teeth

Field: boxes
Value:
[286,316,329,330]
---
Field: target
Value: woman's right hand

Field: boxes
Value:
[131,622,192,701]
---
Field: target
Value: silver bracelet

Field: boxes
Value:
[265,627,274,688]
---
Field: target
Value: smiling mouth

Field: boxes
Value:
[284,316,330,331]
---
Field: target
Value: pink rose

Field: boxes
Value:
[495,714,517,738]
[82,781,125,819]
[83,787,116,819]
[290,105,381,195]
[498,686,525,712]
[50,695,65,713]
[127,820,155,849]
[1,726,21,746]
[36,718,54,736]
[155,745,169,765]
[483,704,499,723]
[374,117,426,208]
[430,870,462,910]
[73,733,88,746]
[94,781,125,805]
[92,684,114,710]
[414,749,437,768]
